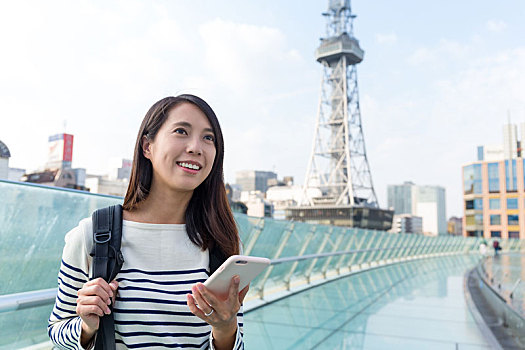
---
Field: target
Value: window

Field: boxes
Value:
[467,230,482,237]
[508,215,519,226]
[509,231,520,239]
[474,199,483,210]
[475,214,483,226]
[488,163,500,192]
[466,200,474,210]
[464,164,482,194]
[489,198,500,209]
[491,231,501,238]
[505,160,517,192]
[507,198,518,209]
[466,216,475,226]
[490,215,501,225]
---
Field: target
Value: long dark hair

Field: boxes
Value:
[123,94,239,257]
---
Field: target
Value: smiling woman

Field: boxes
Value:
[48,95,245,350]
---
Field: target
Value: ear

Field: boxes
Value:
[142,135,152,159]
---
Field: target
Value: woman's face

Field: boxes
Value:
[143,102,217,194]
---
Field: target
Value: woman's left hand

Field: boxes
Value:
[187,275,249,334]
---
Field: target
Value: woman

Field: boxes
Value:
[48,95,247,349]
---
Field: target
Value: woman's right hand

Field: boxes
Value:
[76,278,119,342]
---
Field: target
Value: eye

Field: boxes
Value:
[204,134,215,142]
[174,128,187,135]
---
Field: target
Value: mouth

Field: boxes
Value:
[176,161,202,172]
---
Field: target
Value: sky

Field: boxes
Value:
[1,0,524,217]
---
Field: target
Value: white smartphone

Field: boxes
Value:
[204,255,270,298]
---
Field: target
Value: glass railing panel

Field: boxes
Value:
[234,214,258,244]
[325,226,352,270]
[266,221,311,285]
[0,180,121,295]
[244,219,288,259]
[310,227,340,274]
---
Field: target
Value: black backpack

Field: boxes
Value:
[89,204,227,350]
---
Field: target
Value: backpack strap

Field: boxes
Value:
[90,205,124,350]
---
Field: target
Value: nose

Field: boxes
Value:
[186,136,202,155]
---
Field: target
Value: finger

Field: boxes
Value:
[77,304,105,318]
[192,285,214,314]
[239,284,250,304]
[195,283,220,308]
[78,284,111,301]
[186,294,206,320]
[83,278,114,298]
[77,295,112,314]
[109,280,119,291]
[228,275,240,301]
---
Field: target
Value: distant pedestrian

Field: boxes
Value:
[479,240,487,256]
[493,240,501,256]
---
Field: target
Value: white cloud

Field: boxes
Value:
[375,33,398,45]
[407,39,470,66]
[486,19,507,32]
[199,18,303,92]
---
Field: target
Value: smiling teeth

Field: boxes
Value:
[180,162,200,170]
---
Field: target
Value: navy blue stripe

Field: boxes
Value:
[120,268,208,276]
[59,268,86,284]
[51,310,64,321]
[57,294,77,307]
[55,304,77,315]
[58,276,81,291]
[116,277,206,285]
[237,312,243,317]
[118,285,190,296]
[239,323,244,327]
[116,297,187,305]
[62,259,89,278]
[114,308,194,317]
[58,287,77,299]
[116,330,210,338]
[115,320,208,327]
[116,338,208,349]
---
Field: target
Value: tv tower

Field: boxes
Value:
[287,0,392,229]
[304,0,377,207]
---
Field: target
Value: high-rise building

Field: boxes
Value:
[235,170,277,193]
[447,217,463,235]
[462,159,523,239]
[463,122,525,239]
[46,133,74,170]
[390,214,423,234]
[387,182,447,236]
[503,123,518,159]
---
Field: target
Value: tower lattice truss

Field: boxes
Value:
[303,0,378,208]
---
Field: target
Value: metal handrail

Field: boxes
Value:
[0,242,444,314]
[270,243,431,265]
[0,288,57,313]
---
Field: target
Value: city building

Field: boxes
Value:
[0,140,11,179]
[235,170,277,193]
[477,145,504,162]
[462,122,525,239]
[46,133,74,170]
[389,214,423,234]
[387,182,447,236]
[240,191,273,218]
[503,123,519,159]
[84,158,132,197]
[21,133,87,190]
[448,216,463,236]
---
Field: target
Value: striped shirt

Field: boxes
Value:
[48,218,244,350]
